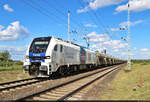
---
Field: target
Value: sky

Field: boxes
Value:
[0,0,150,61]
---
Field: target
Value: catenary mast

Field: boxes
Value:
[127,0,131,71]
[68,10,70,42]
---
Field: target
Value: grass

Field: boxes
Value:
[0,65,32,83]
[99,62,150,100]
[0,65,22,71]
[132,60,150,65]
[0,70,32,83]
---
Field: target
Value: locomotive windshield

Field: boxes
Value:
[29,37,51,53]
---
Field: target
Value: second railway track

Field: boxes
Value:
[17,64,124,101]
[0,77,47,92]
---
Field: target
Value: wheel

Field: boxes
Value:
[59,67,65,76]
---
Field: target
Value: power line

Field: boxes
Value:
[21,0,78,38]
[78,0,101,32]
[78,0,112,48]
[22,0,60,23]
[23,0,90,42]
[42,0,93,43]
[78,0,116,42]
[43,0,68,18]
[43,0,89,30]
[83,0,127,43]
[78,0,129,58]
[41,0,85,40]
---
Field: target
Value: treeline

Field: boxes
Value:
[0,51,23,67]
[132,59,150,65]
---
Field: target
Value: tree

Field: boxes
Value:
[0,51,11,61]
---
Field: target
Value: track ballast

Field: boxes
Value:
[17,64,124,101]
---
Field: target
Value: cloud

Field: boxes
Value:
[0,45,28,61]
[0,21,29,41]
[111,28,126,31]
[86,32,150,59]
[84,24,97,28]
[87,31,127,55]
[103,40,127,49]
[113,49,119,52]
[116,0,150,12]
[91,40,127,57]
[119,48,150,59]
[87,31,110,42]
[130,48,150,59]
[111,20,144,32]
[77,0,126,13]
[77,6,89,13]
[0,45,27,52]
[141,48,149,52]
[120,20,144,28]
[121,52,127,56]
[111,28,120,31]
[121,51,135,57]
[3,4,14,12]
[89,0,125,10]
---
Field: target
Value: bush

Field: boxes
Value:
[0,61,13,67]
[14,61,23,65]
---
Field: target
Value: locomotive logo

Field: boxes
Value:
[33,54,41,56]
[29,52,45,57]
[29,52,46,62]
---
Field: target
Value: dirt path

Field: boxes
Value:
[81,67,123,100]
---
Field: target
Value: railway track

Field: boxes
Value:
[0,77,47,92]
[17,64,124,101]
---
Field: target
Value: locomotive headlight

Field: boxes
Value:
[26,55,29,59]
[45,56,50,59]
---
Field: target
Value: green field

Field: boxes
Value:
[99,60,150,100]
[0,65,22,71]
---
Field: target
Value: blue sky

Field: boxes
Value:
[0,0,150,60]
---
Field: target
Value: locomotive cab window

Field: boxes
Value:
[29,37,51,53]
[54,45,57,51]
[60,45,63,52]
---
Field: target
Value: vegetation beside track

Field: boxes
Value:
[99,60,150,100]
[0,64,22,71]
[0,51,32,83]
[131,59,150,65]
[0,51,23,71]
[0,70,32,83]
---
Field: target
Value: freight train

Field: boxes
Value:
[23,36,125,77]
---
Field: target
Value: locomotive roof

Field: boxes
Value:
[51,36,91,50]
[33,36,52,41]
[33,36,96,53]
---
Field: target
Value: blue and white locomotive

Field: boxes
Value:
[23,36,97,77]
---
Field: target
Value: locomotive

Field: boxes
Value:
[23,36,124,77]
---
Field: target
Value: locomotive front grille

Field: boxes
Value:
[29,57,44,60]
[29,56,50,60]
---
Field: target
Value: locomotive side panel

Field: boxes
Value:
[63,45,80,65]
[84,49,97,65]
